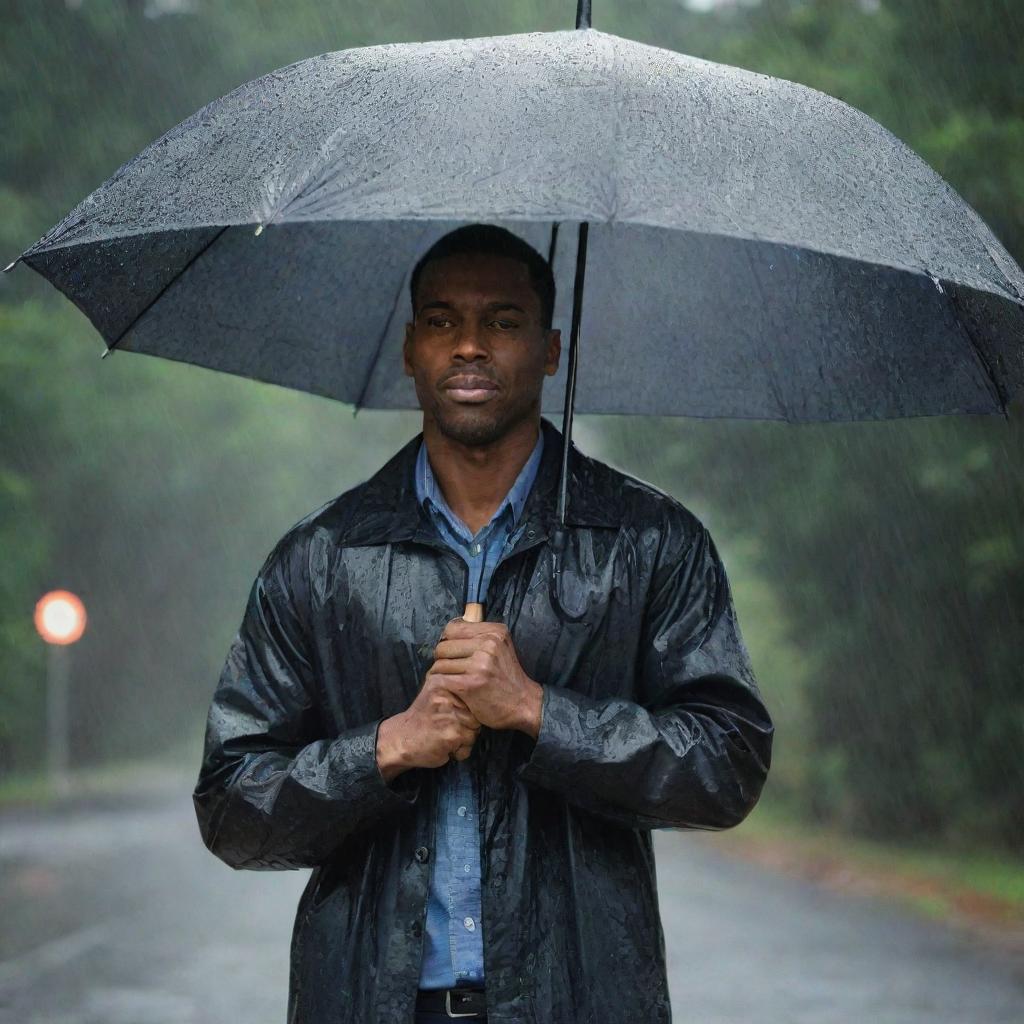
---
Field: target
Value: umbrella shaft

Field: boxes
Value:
[576,0,592,30]
[557,221,589,527]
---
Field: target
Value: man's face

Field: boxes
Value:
[404,251,560,447]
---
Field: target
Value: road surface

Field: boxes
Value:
[1,789,1021,1023]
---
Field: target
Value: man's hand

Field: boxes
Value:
[377,675,483,779]
[427,618,544,738]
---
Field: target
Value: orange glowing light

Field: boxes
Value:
[34,590,87,645]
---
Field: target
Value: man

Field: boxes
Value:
[193,224,774,1024]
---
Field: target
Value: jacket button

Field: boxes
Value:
[415,846,430,863]
[411,921,422,937]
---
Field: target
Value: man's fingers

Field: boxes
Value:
[425,676,483,731]
[448,691,473,712]
[456,713,482,731]
[433,639,479,660]
[421,670,452,695]
[442,619,509,642]
[429,656,473,675]
[427,673,473,703]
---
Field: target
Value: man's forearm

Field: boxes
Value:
[514,682,773,830]
[195,714,421,870]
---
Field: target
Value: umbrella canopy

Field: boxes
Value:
[8,22,1024,424]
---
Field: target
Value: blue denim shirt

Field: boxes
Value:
[414,427,544,990]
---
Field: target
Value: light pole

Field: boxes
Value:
[33,590,87,799]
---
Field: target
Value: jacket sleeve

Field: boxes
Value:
[192,532,422,870]
[514,517,773,832]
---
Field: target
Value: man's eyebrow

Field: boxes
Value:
[417,300,528,316]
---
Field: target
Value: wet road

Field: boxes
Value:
[1,790,1021,1023]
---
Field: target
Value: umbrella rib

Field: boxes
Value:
[103,225,230,356]
[944,283,1010,419]
[881,201,1012,419]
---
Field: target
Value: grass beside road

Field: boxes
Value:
[700,801,1024,948]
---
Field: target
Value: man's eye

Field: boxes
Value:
[427,317,452,327]
[492,321,518,330]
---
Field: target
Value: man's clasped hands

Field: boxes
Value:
[376,618,544,778]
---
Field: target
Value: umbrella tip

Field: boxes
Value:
[100,346,112,360]
[2,258,18,273]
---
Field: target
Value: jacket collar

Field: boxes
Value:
[415,421,545,537]
[337,416,620,548]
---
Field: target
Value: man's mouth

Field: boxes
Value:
[441,375,500,404]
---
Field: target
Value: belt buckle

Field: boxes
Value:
[445,989,481,1018]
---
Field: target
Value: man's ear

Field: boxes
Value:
[544,328,561,376]
[403,322,414,377]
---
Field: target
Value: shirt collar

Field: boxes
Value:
[415,426,545,537]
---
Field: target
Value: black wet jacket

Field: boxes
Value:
[192,416,774,1024]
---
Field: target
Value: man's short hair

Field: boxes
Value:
[409,224,556,331]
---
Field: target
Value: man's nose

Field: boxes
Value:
[451,326,490,360]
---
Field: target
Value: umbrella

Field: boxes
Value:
[7,0,1023,620]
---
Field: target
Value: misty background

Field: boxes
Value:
[1,3,1022,1013]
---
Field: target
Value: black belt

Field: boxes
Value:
[415,987,487,1018]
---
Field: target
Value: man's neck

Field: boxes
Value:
[422,416,541,535]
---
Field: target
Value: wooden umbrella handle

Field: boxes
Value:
[462,602,485,622]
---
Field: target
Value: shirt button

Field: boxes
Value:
[463,917,475,931]
[457,805,467,816]
[471,542,482,555]
[464,864,471,873]
[415,846,430,863]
